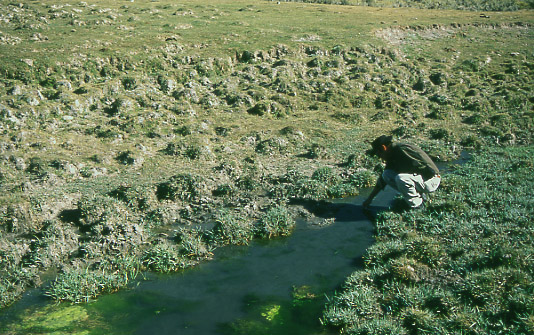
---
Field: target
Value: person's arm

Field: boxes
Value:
[363,176,385,209]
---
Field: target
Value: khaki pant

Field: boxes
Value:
[382,169,441,208]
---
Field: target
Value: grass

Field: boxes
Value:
[0,0,533,325]
[212,209,255,245]
[44,268,125,304]
[142,241,197,273]
[255,204,296,238]
[288,0,534,11]
[322,146,534,334]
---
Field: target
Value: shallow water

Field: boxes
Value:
[0,189,395,335]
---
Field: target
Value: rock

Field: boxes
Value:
[56,80,72,91]
[80,167,107,178]
[0,105,21,126]
[67,99,84,113]
[30,33,48,41]
[200,93,220,108]
[12,156,26,171]
[21,59,34,67]
[26,96,40,106]
[158,77,177,92]
[8,85,23,95]
[136,143,147,152]
[63,162,78,175]
[173,84,201,104]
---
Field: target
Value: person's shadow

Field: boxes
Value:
[289,197,390,223]
[289,196,392,269]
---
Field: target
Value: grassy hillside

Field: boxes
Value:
[0,0,533,324]
[287,0,534,11]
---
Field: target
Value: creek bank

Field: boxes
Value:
[1,162,450,334]
[1,190,383,335]
[322,146,534,335]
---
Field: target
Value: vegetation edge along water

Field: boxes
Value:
[0,0,533,334]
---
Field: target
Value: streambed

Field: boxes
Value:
[0,187,400,335]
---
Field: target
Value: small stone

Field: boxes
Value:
[8,85,23,95]
[13,157,26,171]
[63,163,78,175]
[21,59,34,67]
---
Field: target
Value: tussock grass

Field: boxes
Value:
[255,205,296,238]
[142,241,197,273]
[212,209,255,245]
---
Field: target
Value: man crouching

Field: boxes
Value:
[363,135,441,210]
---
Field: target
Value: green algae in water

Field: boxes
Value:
[4,303,106,335]
[220,288,327,335]
[292,285,317,303]
[261,304,281,322]
[84,288,189,333]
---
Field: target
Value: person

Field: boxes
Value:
[363,135,441,210]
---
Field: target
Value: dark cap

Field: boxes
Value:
[369,135,393,155]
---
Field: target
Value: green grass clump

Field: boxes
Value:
[44,268,127,304]
[346,168,377,188]
[44,255,140,304]
[212,210,255,246]
[345,317,407,335]
[255,205,296,238]
[174,227,214,260]
[323,146,534,334]
[156,174,205,202]
[269,166,361,200]
[142,242,196,273]
[0,264,40,308]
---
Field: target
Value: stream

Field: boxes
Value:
[0,186,412,334]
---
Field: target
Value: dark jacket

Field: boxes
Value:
[384,142,439,180]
